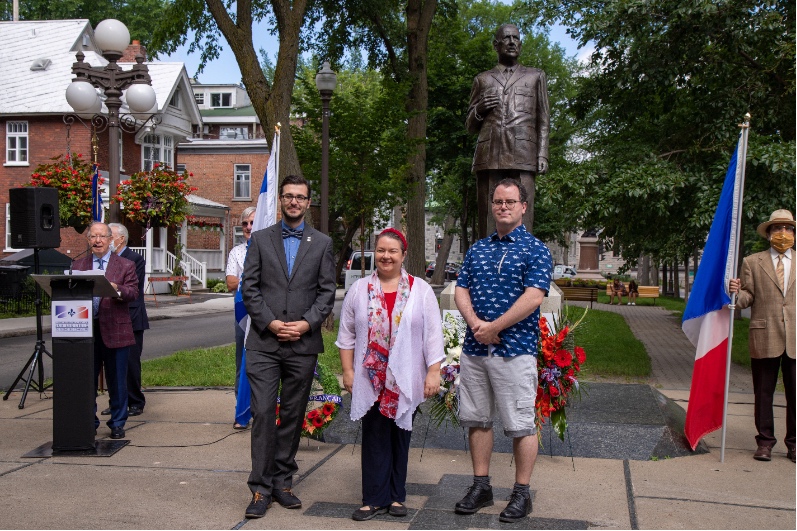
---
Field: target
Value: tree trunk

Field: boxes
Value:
[674,259,681,298]
[430,215,455,285]
[206,0,307,180]
[683,253,690,303]
[402,0,437,277]
[334,222,360,286]
[639,254,650,285]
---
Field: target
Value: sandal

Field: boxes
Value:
[389,502,408,517]
[351,505,388,521]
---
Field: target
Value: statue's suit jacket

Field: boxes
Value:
[736,249,796,359]
[241,223,336,354]
[466,64,550,173]
[73,253,138,349]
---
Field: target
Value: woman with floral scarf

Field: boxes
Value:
[336,228,444,521]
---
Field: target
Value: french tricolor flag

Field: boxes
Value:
[682,133,746,450]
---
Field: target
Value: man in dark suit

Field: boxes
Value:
[466,23,550,237]
[74,222,138,439]
[241,175,336,519]
[108,222,150,416]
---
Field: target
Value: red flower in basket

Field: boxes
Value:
[321,402,336,416]
[575,346,586,364]
[307,408,320,420]
[554,349,572,368]
[312,415,325,428]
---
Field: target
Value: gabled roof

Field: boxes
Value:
[0,19,200,125]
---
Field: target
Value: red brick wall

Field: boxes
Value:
[179,150,268,253]
[1,116,144,259]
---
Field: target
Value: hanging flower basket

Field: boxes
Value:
[113,163,196,228]
[186,216,223,232]
[28,153,96,231]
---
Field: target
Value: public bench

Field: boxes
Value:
[145,276,190,307]
[560,286,598,309]
[605,284,661,305]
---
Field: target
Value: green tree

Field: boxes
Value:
[291,61,412,281]
[2,0,169,45]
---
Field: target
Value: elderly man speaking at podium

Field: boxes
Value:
[73,222,138,440]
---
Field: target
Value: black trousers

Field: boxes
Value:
[246,346,317,496]
[361,403,413,507]
[127,330,146,409]
[751,353,795,450]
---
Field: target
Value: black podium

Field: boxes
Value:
[28,273,128,457]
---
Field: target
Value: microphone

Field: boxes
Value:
[69,246,92,277]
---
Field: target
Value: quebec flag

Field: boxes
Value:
[682,134,745,450]
[234,129,279,427]
[91,164,103,222]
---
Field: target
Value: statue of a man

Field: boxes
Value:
[466,23,550,238]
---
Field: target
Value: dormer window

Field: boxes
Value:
[210,92,232,108]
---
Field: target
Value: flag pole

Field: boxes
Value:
[720,113,751,462]
[273,123,281,218]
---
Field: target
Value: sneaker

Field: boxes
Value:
[627,302,631,305]
[272,488,302,509]
[245,492,272,518]
[454,483,493,514]
[499,490,532,523]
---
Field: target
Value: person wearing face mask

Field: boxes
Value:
[729,209,796,463]
[227,206,256,429]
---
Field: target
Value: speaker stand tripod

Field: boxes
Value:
[3,248,53,409]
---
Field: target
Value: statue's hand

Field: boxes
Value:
[476,93,500,118]
[538,157,548,174]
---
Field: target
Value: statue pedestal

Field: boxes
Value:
[576,233,605,280]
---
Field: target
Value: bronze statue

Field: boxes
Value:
[466,23,550,237]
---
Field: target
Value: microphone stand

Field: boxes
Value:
[3,247,54,408]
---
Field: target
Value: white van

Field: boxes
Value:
[553,264,577,280]
[344,251,375,292]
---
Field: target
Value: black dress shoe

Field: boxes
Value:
[272,488,301,509]
[128,406,144,416]
[499,491,532,523]
[454,483,493,514]
[100,407,111,416]
[245,492,272,518]
[351,506,388,521]
[389,502,408,517]
[787,447,795,463]
[110,427,126,439]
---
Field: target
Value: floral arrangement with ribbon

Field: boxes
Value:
[430,310,467,426]
[113,163,196,228]
[186,216,223,232]
[536,311,588,441]
[275,361,341,440]
[28,153,96,231]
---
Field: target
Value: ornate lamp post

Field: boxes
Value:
[314,61,337,235]
[65,19,158,223]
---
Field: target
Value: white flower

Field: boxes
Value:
[447,345,462,364]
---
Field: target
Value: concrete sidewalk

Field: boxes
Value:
[0,387,793,529]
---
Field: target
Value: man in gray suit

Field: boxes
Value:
[466,23,550,237]
[241,175,336,518]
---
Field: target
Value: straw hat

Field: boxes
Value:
[756,209,796,238]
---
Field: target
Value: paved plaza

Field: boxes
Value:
[0,295,793,529]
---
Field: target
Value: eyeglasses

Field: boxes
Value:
[88,234,110,240]
[241,221,252,227]
[280,194,309,203]
[491,199,522,208]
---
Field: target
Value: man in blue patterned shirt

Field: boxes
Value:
[454,178,552,523]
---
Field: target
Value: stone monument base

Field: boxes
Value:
[439,281,562,315]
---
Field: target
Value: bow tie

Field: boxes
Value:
[282,227,303,240]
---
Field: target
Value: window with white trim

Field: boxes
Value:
[234,164,251,199]
[142,133,174,170]
[169,90,180,108]
[194,93,204,105]
[210,92,232,108]
[220,126,248,140]
[5,203,22,251]
[234,226,245,245]
[6,121,28,164]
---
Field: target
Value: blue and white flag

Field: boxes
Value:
[682,132,746,450]
[235,128,279,427]
[91,164,103,222]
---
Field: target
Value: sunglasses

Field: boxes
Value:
[241,221,252,227]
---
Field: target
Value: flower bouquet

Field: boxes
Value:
[276,361,341,441]
[430,310,467,427]
[113,163,196,228]
[536,310,588,441]
[28,153,96,231]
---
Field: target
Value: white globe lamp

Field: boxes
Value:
[65,80,100,112]
[94,19,131,54]
[125,83,157,113]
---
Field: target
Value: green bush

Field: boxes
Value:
[207,278,228,293]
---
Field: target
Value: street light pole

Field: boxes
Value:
[65,19,157,224]
[315,62,337,235]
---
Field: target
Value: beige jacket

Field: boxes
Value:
[736,249,795,359]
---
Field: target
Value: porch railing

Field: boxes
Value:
[130,247,207,289]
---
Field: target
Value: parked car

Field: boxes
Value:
[553,264,578,280]
[425,262,460,282]
[344,251,375,292]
